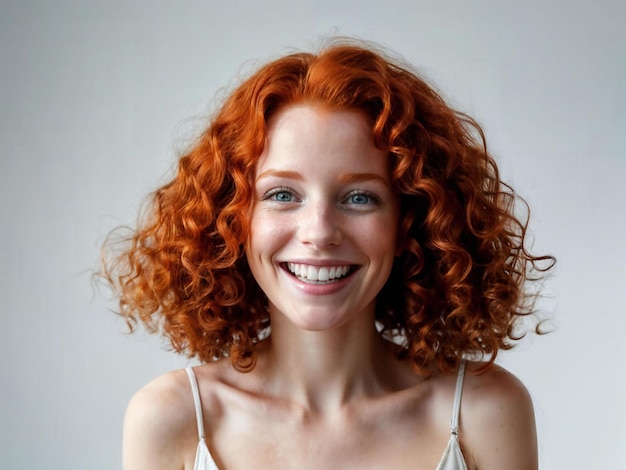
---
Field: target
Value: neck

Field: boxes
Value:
[257,311,395,414]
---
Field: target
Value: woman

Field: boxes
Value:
[104,40,554,469]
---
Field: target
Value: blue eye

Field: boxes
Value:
[346,190,380,206]
[273,191,293,202]
[349,193,371,204]
[263,187,297,203]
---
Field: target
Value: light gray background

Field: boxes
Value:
[1,1,624,468]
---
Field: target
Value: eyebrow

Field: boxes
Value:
[256,170,304,181]
[255,170,389,185]
[338,173,390,185]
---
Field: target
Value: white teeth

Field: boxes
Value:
[287,263,352,283]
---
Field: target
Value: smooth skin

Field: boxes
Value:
[122,105,538,470]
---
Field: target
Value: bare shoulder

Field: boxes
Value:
[122,369,198,470]
[460,363,538,470]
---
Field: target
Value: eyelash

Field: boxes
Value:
[344,190,380,206]
[260,188,381,206]
[262,187,298,202]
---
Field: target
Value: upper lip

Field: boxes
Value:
[279,258,357,266]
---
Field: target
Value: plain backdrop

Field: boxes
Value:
[1,1,624,468]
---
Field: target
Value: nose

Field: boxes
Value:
[297,200,343,249]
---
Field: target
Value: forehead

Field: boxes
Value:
[267,104,371,140]
[257,104,387,176]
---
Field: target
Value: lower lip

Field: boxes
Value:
[282,266,357,296]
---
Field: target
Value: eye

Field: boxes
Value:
[345,190,380,206]
[263,187,297,203]
[349,193,371,205]
[272,191,293,202]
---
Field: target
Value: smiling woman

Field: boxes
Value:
[246,105,399,333]
[101,39,554,469]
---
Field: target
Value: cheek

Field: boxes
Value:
[359,214,399,251]
[246,211,290,261]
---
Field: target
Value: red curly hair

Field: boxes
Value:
[103,40,554,375]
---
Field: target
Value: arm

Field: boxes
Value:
[122,373,191,470]
[462,365,538,470]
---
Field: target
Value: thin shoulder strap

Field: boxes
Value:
[185,367,206,440]
[450,359,466,436]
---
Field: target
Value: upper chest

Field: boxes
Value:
[202,388,458,470]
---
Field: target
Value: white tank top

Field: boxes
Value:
[185,361,468,470]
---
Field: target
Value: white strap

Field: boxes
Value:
[185,367,206,439]
[450,359,466,435]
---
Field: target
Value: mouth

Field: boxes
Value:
[283,262,358,285]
